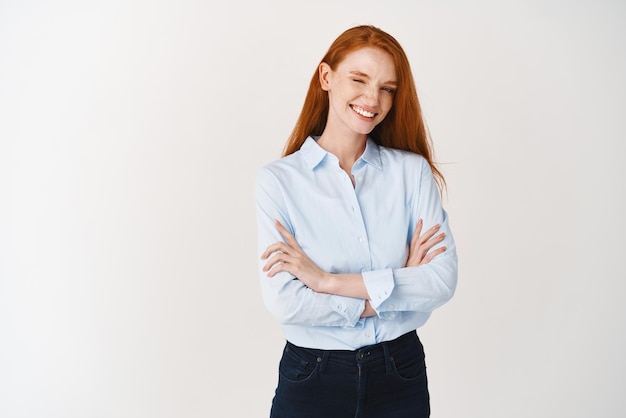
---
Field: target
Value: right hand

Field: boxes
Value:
[405,219,446,267]
[363,219,446,318]
[361,300,377,318]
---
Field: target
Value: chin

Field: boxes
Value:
[351,123,377,136]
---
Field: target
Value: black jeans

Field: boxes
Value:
[270,331,430,418]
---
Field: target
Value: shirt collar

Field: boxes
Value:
[361,137,383,170]
[300,136,382,170]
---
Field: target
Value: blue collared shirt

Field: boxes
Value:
[255,136,458,350]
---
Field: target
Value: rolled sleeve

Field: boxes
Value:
[329,295,366,328]
[362,268,395,314]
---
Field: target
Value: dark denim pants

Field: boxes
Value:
[270,331,430,418]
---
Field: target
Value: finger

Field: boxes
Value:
[415,233,445,261]
[275,220,300,248]
[266,262,289,277]
[410,219,423,249]
[420,246,446,265]
[261,242,291,259]
[263,252,291,273]
[417,224,441,245]
[420,232,446,253]
[266,255,302,278]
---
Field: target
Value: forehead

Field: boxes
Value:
[336,47,396,79]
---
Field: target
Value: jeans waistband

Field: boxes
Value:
[286,331,418,368]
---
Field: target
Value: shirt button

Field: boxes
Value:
[388,304,394,310]
[358,237,365,243]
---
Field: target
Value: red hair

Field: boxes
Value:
[283,25,445,190]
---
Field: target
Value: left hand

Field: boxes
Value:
[405,219,446,267]
[261,220,329,292]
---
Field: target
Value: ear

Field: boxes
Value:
[318,62,332,91]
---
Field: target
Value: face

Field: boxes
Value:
[319,47,396,138]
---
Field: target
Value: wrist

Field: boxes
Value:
[318,272,335,294]
[361,300,376,318]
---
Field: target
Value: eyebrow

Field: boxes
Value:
[349,70,397,86]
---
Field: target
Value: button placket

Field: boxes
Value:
[334,160,371,270]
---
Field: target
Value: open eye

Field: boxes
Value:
[381,87,396,94]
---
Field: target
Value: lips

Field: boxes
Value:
[350,104,377,118]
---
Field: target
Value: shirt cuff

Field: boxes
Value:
[362,268,395,312]
[329,295,366,328]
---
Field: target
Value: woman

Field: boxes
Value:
[255,25,458,417]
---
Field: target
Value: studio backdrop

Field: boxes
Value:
[1,1,624,417]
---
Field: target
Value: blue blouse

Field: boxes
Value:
[255,136,458,350]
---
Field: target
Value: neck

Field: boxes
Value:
[317,131,367,172]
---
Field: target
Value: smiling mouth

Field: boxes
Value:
[351,105,377,118]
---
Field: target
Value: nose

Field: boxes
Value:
[362,86,380,106]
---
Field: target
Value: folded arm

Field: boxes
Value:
[255,168,366,327]
[255,158,458,325]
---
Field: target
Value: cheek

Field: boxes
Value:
[330,85,351,104]
[380,97,394,118]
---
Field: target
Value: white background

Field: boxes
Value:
[1,1,625,417]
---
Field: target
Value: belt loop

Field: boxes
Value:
[319,350,330,374]
[382,341,392,375]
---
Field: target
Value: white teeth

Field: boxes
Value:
[352,105,375,118]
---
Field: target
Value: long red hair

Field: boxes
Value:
[283,25,445,190]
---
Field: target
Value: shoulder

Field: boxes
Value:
[257,136,324,183]
[257,152,303,178]
[255,151,309,197]
[378,145,427,174]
